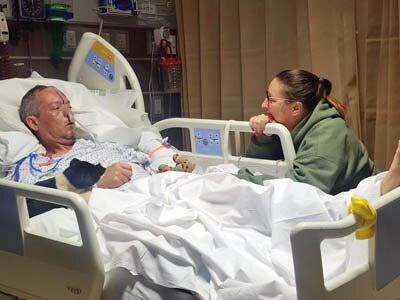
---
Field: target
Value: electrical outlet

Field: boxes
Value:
[115,32,129,53]
[65,30,76,48]
[101,32,111,43]
[153,96,163,115]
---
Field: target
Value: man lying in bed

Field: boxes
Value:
[15,85,194,217]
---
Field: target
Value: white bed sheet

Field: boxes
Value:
[30,167,383,300]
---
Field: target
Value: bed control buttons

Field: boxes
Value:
[194,128,222,155]
[85,41,115,82]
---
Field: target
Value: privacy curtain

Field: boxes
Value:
[356,0,400,170]
[175,0,400,170]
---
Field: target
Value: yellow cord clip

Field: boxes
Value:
[347,196,377,240]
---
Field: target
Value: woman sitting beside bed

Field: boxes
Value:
[239,69,379,195]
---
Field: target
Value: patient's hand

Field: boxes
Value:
[96,163,132,188]
[249,114,273,136]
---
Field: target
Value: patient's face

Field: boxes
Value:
[30,87,76,147]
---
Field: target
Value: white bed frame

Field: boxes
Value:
[1,181,400,300]
[1,32,400,300]
[291,186,400,300]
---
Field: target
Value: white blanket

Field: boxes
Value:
[31,169,383,300]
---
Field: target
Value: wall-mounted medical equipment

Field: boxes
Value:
[44,1,74,64]
[0,4,8,43]
[0,3,11,79]
[98,0,136,15]
[18,0,46,19]
[158,38,181,93]
[153,26,176,54]
[46,1,73,21]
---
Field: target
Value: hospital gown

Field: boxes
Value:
[13,139,151,187]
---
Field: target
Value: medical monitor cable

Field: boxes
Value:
[148,38,157,123]
[0,163,16,179]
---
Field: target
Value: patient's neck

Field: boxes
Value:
[40,139,76,157]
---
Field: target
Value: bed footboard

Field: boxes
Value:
[0,179,104,300]
[290,186,400,300]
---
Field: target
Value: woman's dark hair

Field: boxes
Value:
[275,69,346,118]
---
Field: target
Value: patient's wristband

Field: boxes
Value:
[148,144,168,158]
[148,139,174,158]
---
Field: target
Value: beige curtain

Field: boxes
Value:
[356,0,400,170]
[175,0,400,170]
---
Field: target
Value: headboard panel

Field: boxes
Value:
[68,32,145,112]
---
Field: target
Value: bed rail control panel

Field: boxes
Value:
[154,118,296,176]
[194,128,222,156]
[68,32,145,112]
[85,41,116,82]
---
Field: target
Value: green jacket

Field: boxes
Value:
[239,100,379,195]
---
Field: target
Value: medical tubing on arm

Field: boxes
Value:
[0,164,14,176]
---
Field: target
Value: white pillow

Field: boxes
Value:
[0,131,43,165]
[0,103,32,134]
[89,89,151,128]
[0,74,141,143]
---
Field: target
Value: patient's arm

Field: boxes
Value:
[95,163,132,188]
[28,159,106,217]
[381,140,400,195]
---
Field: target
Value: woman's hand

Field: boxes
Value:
[249,114,273,136]
[96,163,132,188]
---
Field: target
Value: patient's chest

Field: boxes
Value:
[15,139,146,185]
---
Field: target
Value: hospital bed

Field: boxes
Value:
[0,32,400,300]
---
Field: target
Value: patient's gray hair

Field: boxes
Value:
[19,85,49,126]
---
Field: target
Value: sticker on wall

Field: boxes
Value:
[85,41,115,82]
[194,128,222,156]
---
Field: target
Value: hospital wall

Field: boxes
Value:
[4,0,180,125]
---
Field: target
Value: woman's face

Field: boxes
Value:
[261,77,301,131]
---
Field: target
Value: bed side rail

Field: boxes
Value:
[290,186,400,300]
[154,118,296,177]
[0,179,104,300]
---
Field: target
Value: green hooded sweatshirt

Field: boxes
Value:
[238,100,379,195]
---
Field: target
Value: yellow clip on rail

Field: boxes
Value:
[347,196,377,240]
